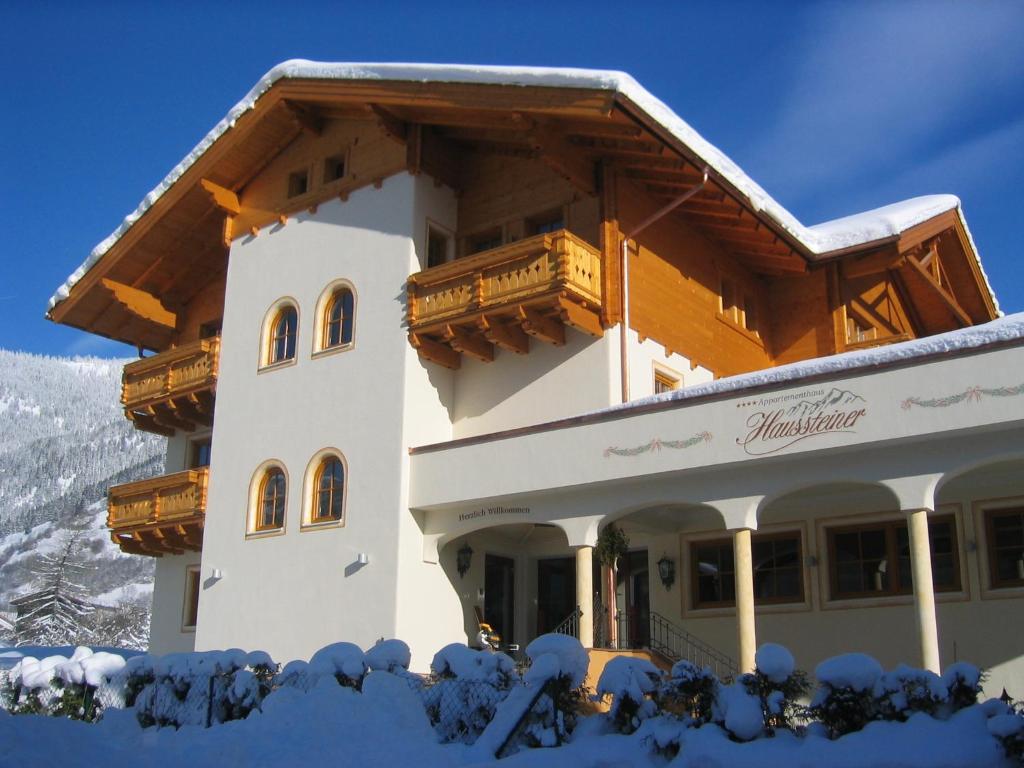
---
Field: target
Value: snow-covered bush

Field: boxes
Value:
[5,647,126,721]
[873,664,948,721]
[808,652,884,737]
[309,642,366,690]
[713,681,765,741]
[596,655,662,734]
[519,634,591,744]
[423,643,518,743]
[737,643,809,733]
[986,695,1024,764]
[658,659,718,724]
[365,639,411,674]
[127,649,278,728]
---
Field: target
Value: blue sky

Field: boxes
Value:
[2,1,1022,358]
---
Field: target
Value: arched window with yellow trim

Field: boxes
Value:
[323,287,354,349]
[257,467,287,530]
[312,456,345,524]
[269,305,298,363]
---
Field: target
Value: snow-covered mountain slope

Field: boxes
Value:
[0,349,165,614]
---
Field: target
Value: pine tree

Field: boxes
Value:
[15,532,95,647]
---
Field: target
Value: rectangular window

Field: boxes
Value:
[287,169,309,198]
[654,369,680,395]
[323,154,346,183]
[189,438,212,469]
[827,516,960,600]
[182,566,201,630]
[427,224,452,269]
[720,278,736,321]
[742,294,759,334]
[691,532,803,609]
[467,227,503,255]
[526,209,565,236]
[986,507,1024,589]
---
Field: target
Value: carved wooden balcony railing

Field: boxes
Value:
[122,336,220,436]
[407,229,604,369]
[108,468,208,556]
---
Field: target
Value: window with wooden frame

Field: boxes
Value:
[255,467,287,532]
[985,507,1024,589]
[311,455,346,525]
[182,565,201,631]
[188,437,212,469]
[525,208,565,236]
[322,287,355,350]
[268,304,298,364]
[287,169,309,198]
[827,516,960,600]
[691,531,803,609]
[654,368,680,395]
[323,154,346,184]
[466,227,503,255]
[426,223,453,269]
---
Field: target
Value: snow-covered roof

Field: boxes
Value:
[46,61,998,313]
[600,311,1024,418]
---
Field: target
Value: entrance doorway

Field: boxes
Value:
[616,549,650,649]
[536,557,576,635]
[484,554,515,644]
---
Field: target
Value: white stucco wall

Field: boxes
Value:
[148,553,199,655]
[194,175,425,662]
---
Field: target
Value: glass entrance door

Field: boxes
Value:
[536,557,576,635]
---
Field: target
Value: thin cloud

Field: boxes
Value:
[748,1,1024,204]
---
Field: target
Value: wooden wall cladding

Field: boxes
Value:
[174,276,227,346]
[236,118,406,234]
[456,153,599,248]
[618,179,772,378]
[768,271,834,365]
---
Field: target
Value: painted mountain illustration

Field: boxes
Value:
[785,387,866,418]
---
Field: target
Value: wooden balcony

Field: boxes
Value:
[407,229,604,369]
[122,337,219,436]
[108,468,208,556]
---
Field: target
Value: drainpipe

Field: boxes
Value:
[619,168,709,403]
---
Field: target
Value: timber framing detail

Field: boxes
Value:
[407,229,603,369]
[108,468,208,557]
[122,337,220,436]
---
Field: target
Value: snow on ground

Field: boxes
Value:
[1,640,1017,768]
[46,62,998,316]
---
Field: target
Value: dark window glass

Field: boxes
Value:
[324,155,346,183]
[190,439,211,469]
[427,228,450,268]
[258,469,286,530]
[752,535,802,601]
[829,517,960,599]
[325,289,354,348]
[694,541,734,605]
[271,306,297,363]
[288,170,309,198]
[988,508,1024,588]
[314,457,345,522]
[183,567,200,629]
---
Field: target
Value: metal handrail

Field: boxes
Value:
[647,611,738,679]
[550,605,582,638]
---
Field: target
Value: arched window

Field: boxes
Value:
[256,468,287,531]
[270,305,298,363]
[313,456,345,523]
[323,287,355,349]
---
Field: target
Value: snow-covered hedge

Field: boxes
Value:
[2,646,126,721]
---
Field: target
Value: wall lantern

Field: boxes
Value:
[657,555,676,590]
[457,543,474,579]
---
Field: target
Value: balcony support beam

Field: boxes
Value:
[518,306,565,346]
[478,316,529,355]
[410,333,461,370]
[445,325,495,363]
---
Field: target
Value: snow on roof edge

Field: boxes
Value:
[45,60,1000,313]
[595,312,1024,419]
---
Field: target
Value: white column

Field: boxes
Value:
[575,546,594,648]
[907,508,941,673]
[733,528,756,674]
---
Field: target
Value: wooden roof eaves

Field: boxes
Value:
[611,92,815,265]
[48,86,290,326]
